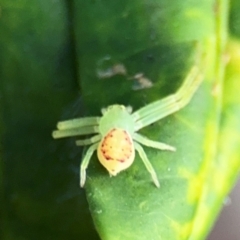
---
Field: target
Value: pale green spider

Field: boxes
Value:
[52,65,202,188]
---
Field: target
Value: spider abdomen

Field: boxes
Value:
[97,128,135,176]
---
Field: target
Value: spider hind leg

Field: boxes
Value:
[76,135,101,146]
[134,142,160,188]
[80,142,99,187]
[133,133,176,151]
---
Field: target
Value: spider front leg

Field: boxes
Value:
[57,116,100,130]
[132,65,203,131]
[52,116,100,139]
[134,142,160,188]
[80,142,99,187]
[52,126,99,139]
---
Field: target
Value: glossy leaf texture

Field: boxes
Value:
[73,0,239,240]
[1,0,240,240]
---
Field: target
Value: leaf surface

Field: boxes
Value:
[71,1,237,239]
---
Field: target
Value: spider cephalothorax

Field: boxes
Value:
[52,66,202,188]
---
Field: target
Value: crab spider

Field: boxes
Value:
[52,65,202,188]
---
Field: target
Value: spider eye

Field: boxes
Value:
[126,106,132,113]
[101,105,115,115]
[101,107,107,115]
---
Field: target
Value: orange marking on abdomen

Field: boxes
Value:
[100,128,132,162]
[97,128,135,175]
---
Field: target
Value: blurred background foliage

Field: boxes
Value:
[0,0,240,240]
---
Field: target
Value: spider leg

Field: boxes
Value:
[133,66,199,121]
[52,125,99,139]
[133,66,203,131]
[76,135,101,146]
[134,142,160,188]
[57,117,100,130]
[133,133,176,151]
[80,142,99,187]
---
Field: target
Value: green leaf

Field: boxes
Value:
[71,0,238,240]
[188,38,240,240]
[1,0,240,240]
